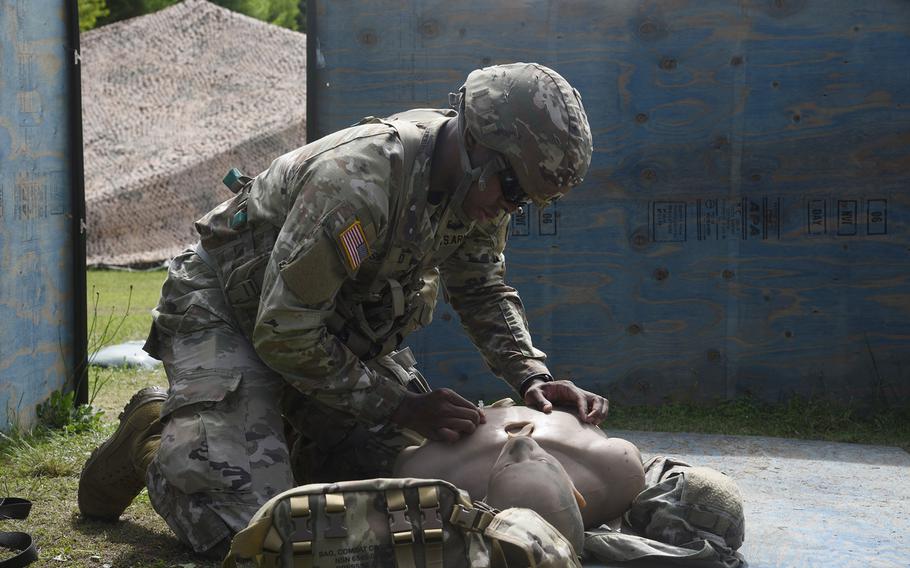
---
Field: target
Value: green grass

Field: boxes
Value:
[0,369,216,568]
[0,269,206,567]
[87,268,166,347]
[607,397,910,453]
[89,366,168,415]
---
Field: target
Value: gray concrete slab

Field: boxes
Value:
[594,431,910,568]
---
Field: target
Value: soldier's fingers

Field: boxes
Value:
[444,404,482,425]
[441,417,478,435]
[582,395,596,420]
[587,397,607,424]
[526,389,553,413]
[598,397,610,420]
[442,388,481,411]
[575,391,589,422]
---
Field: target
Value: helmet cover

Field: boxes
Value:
[458,62,593,207]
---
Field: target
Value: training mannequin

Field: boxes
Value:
[394,399,646,531]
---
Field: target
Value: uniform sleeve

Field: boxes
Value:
[439,213,551,392]
[251,142,408,426]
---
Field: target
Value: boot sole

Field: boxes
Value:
[78,386,168,520]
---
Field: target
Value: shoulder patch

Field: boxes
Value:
[338,219,371,272]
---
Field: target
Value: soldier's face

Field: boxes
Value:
[462,146,522,222]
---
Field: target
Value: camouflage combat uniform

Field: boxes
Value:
[143,108,551,554]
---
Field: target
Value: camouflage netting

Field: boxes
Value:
[81,0,307,266]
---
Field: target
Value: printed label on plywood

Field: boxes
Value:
[652,201,687,242]
[808,199,827,236]
[539,202,557,235]
[509,204,559,237]
[511,205,530,236]
[867,199,887,235]
[695,198,781,241]
[837,200,858,236]
[651,196,894,244]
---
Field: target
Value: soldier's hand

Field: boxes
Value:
[390,388,486,443]
[524,379,609,425]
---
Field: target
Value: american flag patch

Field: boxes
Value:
[338,219,370,271]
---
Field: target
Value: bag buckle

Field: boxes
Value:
[323,493,348,539]
[450,503,495,533]
[386,489,415,544]
[418,486,444,543]
[288,496,314,555]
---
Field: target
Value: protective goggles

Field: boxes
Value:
[498,166,533,206]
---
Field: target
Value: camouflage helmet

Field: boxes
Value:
[628,458,745,552]
[455,62,593,208]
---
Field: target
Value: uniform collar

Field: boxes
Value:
[394,112,468,245]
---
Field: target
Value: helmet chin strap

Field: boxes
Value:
[446,109,482,226]
[446,97,508,226]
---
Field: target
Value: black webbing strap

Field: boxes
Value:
[0,498,37,568]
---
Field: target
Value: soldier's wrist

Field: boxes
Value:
[519,373,554,397]
[368,373,412,425]
[388,390,419,427]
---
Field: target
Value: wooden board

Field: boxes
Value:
[308,0,910,404]
[0,0,83,429]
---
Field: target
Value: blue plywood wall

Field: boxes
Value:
[308,0,910,404]
[0,0,81,429]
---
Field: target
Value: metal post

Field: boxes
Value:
[306,0,319,142]
[67,0,88,406]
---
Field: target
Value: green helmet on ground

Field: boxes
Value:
[458,62,593,208]
[628,458,746,552]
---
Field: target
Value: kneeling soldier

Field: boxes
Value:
[79,62,605,557]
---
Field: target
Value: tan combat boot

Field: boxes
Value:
[78,386,168,520]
